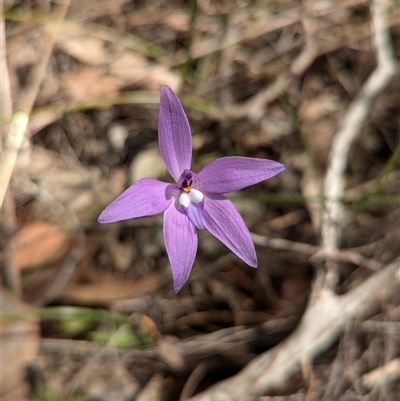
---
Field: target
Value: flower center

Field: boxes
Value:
[178,170,195,192]
[179,188,204,206]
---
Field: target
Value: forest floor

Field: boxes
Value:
[1,0,399,400]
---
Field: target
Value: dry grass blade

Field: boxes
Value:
[0,0,71,208]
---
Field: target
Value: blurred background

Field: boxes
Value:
[1,0,399,400]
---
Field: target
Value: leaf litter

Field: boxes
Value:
[1,0,399,400]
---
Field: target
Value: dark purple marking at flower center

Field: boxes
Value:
[181,172,193,191]
[177,169,199,193]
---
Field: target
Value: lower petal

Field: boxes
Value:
[203,194,257,267]
[164,203,198,292]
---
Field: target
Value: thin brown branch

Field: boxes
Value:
[251,233,384,271]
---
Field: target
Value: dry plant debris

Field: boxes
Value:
[1,0,399,400]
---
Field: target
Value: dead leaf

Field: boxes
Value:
[60,68,122,98]
[59,273,159,304]
[108,50,181,90]
[15,221,70,270]
[130,144,167,182]
[56,26,110,66]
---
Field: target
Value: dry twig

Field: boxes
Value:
[251,233,384,271]
[321,0,398,254]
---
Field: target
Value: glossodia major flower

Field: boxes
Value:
[98,85,285,292]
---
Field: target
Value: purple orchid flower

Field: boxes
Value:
[98,86,285,292]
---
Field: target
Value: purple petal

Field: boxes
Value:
[98,178,175,223]
[203,194,257,267]
[198,156,285,194]
[158,86,192,181]
[164,203,198,292]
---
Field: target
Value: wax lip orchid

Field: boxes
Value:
[98,85,285,292]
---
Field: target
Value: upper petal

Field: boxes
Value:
[158,86,192,181]
[98,178,175,223]
[203,194,257,267]
[164,203,198,292]
[198,156,285,194]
